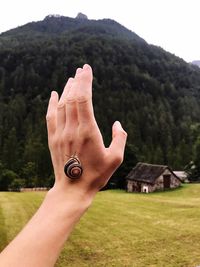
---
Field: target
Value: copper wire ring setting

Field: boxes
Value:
[64,156,83,179]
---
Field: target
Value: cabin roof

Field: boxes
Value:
[126,162,179,184]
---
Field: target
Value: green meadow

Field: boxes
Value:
[1,185,200,267]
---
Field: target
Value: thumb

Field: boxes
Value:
[109,121,127,165]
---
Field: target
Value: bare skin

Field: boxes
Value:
[0,64,127,267]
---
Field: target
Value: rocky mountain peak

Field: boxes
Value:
[76,13,88,20]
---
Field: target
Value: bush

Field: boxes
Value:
[9,178,26,192]
[0,169,19,191]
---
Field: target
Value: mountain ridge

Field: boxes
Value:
[0,14,146,43]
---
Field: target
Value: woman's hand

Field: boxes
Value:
[46,64,127,201]
[0,64,127,267]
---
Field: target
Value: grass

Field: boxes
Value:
[1,185,200,266]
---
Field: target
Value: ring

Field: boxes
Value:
[64,156,83,179]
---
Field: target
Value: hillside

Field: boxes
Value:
[1,15,200,188]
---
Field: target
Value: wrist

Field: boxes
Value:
[45,182,96,215]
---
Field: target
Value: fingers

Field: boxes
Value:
[108,121,127,167]
[47,64,98,146]
[65,74,79,140]
[75,64,96,125]
[59,77,74,104]
[58,64,95,132]
[46,91,59,136]
[57,78,74,132]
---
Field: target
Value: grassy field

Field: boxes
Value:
[1,185,200,266]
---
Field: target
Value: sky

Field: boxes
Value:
[0,0,199,62]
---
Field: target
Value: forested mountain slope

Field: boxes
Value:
[1,14,200,189]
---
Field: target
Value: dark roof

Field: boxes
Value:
[126,162,178,184]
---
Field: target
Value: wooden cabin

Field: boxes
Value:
[126,162,181,193]
[173,171,189,183]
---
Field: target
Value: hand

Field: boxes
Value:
[46,64,127,201]
[0,64,127,267]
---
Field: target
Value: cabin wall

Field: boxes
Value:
[153,169,181,190]
[127,180,154,193]
[127,168,181,193]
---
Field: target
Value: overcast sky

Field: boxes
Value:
[0,0,199,62]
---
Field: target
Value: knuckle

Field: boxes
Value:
[77,95,89,104]
[49,134,68,150]
[82,127,90,137]
[48,136,57,150]
[81,125,94,141]
[57,102,65,109]
[65,132,74,145]
[112,153,124,167]
[46,113,53,122]
[117,129,128,139]
[122,130,128,138]
[66,95,76,104]
[59,137,66,148]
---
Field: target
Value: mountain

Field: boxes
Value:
[0,14,145,42]
[1,14,200,189]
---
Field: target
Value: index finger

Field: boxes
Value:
[59,77,74,105]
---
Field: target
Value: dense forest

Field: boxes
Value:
[1,14,200,190]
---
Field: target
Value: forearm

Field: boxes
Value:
[0,187,93,267]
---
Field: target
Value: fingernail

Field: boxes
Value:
[83,64,90,70]
[51,91,57,97]
[68,77,74,82]
[114,121,122,128]
[76,68,83,74]
[114,121,127,136]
